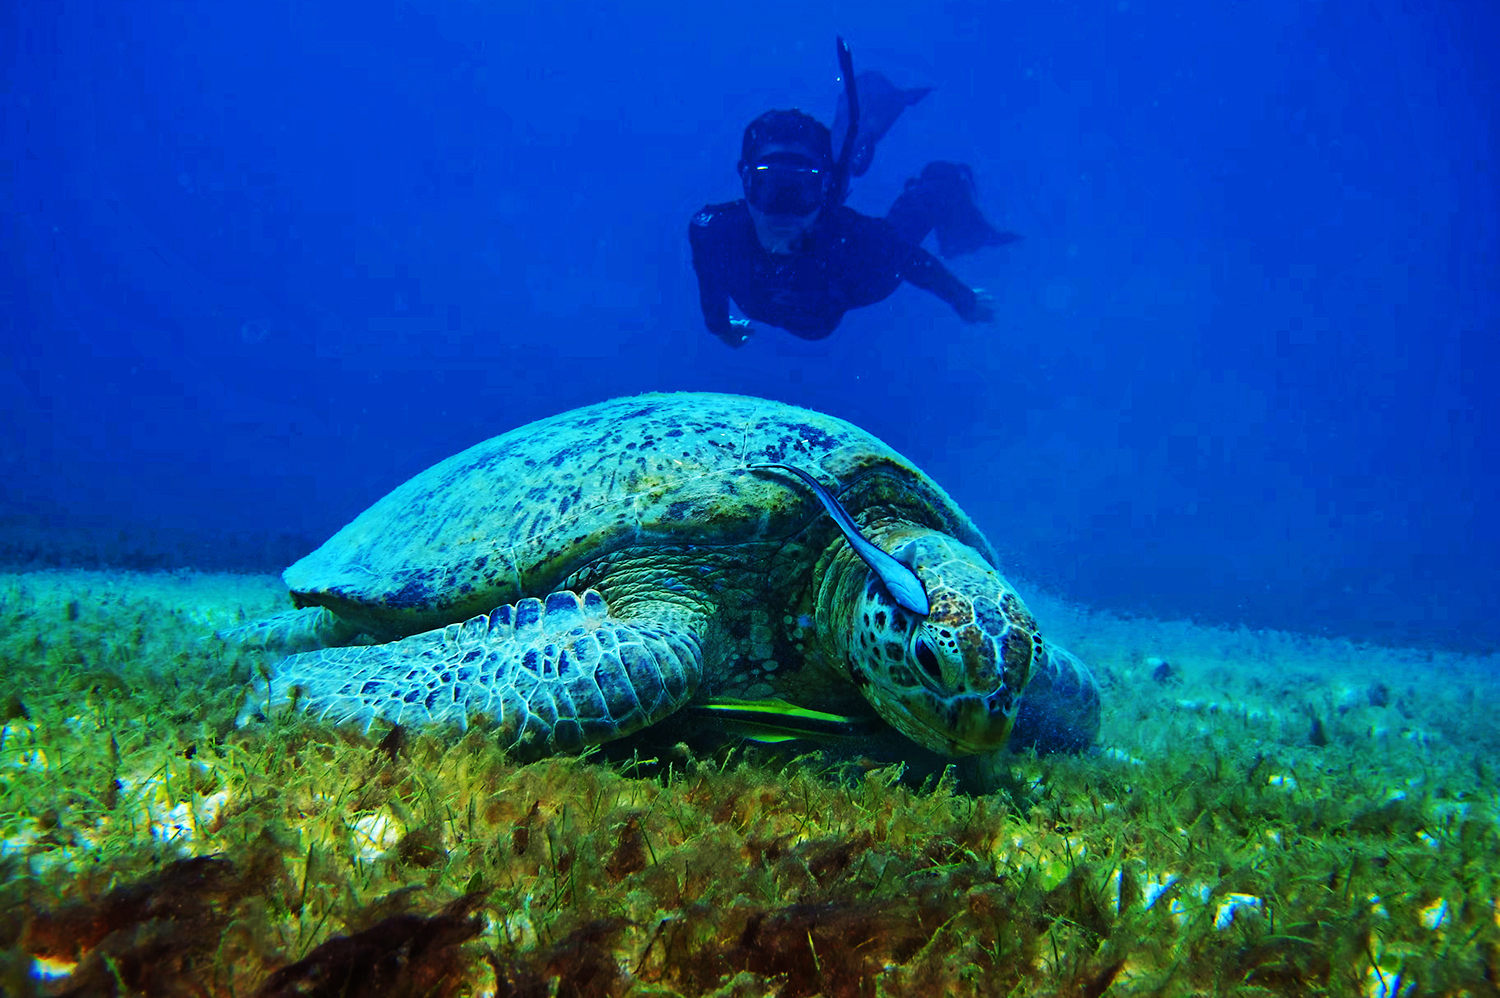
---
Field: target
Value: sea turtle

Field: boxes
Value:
[234,391,1100,759]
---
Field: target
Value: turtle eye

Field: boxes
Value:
[912,633,943,685]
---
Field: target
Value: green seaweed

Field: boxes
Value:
[1,571,1497,996]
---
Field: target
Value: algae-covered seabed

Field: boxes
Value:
[1,571,1497,997]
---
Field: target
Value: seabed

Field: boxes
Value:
[1,570,1497,997]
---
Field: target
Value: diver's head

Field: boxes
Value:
[739,110,833,255]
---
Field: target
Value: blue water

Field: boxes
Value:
[4,1,1496,651]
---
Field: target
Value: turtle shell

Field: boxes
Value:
[284,392,993,634]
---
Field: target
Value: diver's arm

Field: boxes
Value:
[689,213,750,344]
[694,271,752,346]
[689,225,732,333]
[901,246,994,323]
[694,264,735,336]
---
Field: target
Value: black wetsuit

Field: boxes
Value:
[689,200,981,341]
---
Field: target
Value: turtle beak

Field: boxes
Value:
[857,675,1018,756]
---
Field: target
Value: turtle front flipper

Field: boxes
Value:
[242,589,705,756]
[218,607,363,655]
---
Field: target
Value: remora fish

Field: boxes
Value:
[755,462,930,616]
[691,697,885,744]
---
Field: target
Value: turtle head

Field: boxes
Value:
[841,529,1040,756]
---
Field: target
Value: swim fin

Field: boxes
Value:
[914,161,1022,258]
[832,72,933,179]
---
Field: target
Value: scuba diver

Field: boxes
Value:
[690,40,1019,348]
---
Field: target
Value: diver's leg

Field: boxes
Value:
[884,178,944,247]
[888,162,1021,257]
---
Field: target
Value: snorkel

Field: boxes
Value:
[831,36,860,207]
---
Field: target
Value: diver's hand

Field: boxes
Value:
[714,318,755,348]
[959,288,998,324]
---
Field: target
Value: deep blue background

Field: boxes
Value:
[4,1,1496,650]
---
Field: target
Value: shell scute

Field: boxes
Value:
[282,392,988,633]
